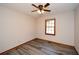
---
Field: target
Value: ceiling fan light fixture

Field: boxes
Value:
[37,10,44,14]
[41,10,44,13]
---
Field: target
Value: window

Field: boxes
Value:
[45,19,56,35]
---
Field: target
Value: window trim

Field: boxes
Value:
[45,18,56,35]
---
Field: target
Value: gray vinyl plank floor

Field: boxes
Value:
[2,39,78,55]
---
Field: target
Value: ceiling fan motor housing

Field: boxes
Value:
[38,5,43,10]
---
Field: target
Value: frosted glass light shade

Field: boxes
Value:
[37,10,44,14]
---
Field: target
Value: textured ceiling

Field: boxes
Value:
[0,3,79,18]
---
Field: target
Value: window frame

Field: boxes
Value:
[45,18,56,35]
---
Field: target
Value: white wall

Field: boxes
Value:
[74,6,79,54]
[36,11,74,46]
[0,6,35,53]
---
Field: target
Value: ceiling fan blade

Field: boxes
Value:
[32,10,37,12]
[44,3,50,8]
[32,4,38,8]
[44,9,51,12]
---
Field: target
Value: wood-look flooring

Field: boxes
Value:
[1,39,78,55]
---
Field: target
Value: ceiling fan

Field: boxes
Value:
[32,3,51,14]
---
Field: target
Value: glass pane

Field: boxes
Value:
[49,23,52,26]
[46,27,54,33]
[47,26,53,28]
[51,20,54,23]
[46,28,48,32]
[46,30,49,33]
[46,28,49,33]
[49,21,51,24]
[47,23,50,26]
[47,20,54,26]
[48,30,51,33]
[51,31,54,34]
[52,23,54,26]
[48,28,51,33]
[51,28,54,34]
[51,28,54,31]
[47,21,49,26]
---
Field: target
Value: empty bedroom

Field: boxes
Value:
[0,3,79,55]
